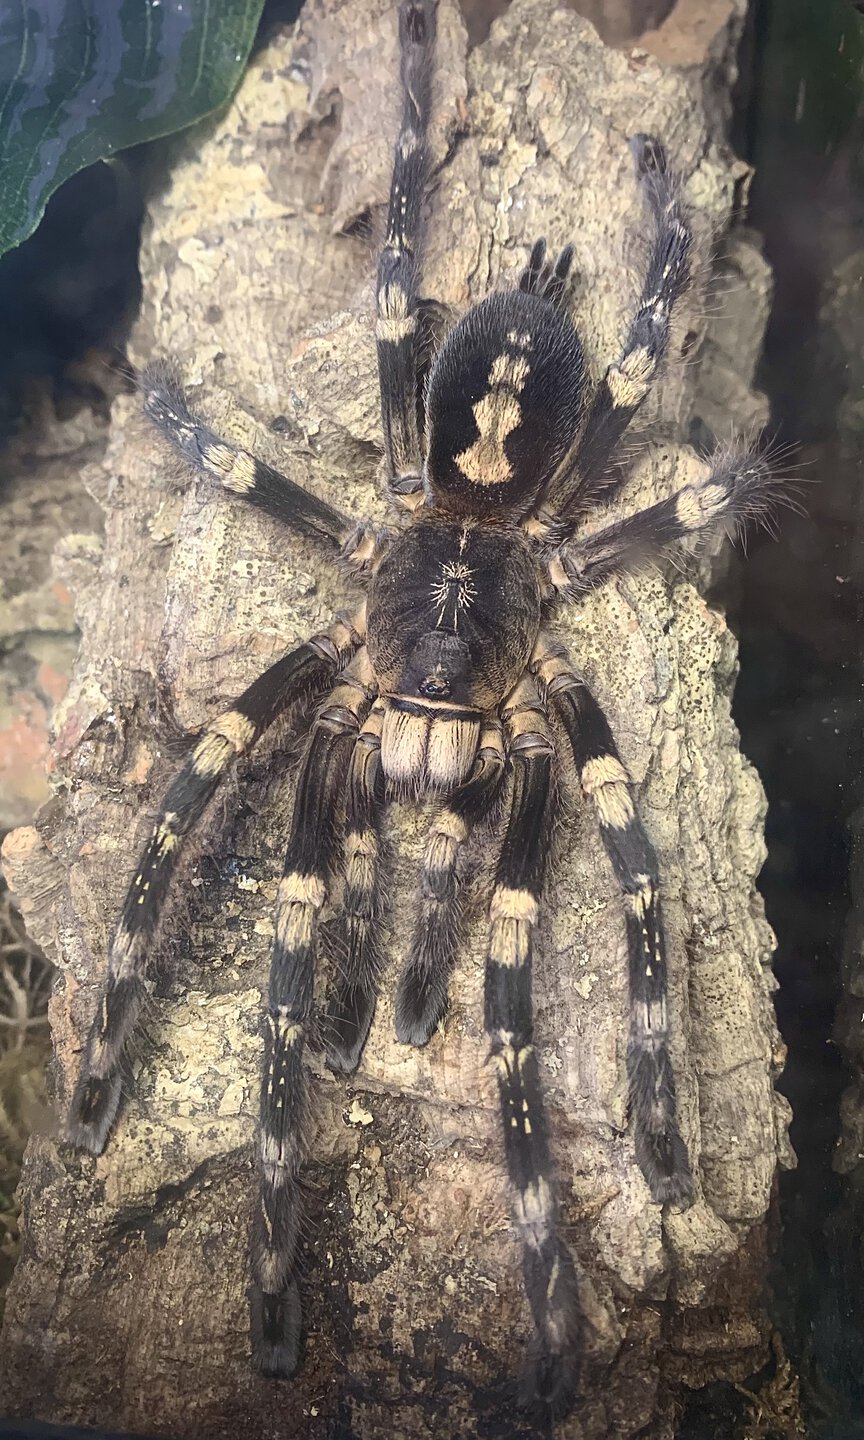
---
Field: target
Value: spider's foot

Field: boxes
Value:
[630,131,668,179]
[635,1123,694,1207]
[394,961,448,1046]
[66,1071,123,1155]
[628,1044,694,1206]
[323,982,376,1074]
[251,1281,302,1378]
[520,1238,582,1421]
[520,1347,580,1424]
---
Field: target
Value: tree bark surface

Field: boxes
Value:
[1,2,790,1436]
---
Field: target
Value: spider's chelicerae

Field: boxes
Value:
[68,0,779,1417]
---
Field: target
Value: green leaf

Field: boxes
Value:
[0,0,267,258]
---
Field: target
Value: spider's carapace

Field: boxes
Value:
[368,519,541,787]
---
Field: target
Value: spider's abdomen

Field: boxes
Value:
[367,520,541,787]
[424,289,586,518]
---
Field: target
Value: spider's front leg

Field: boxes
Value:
[534,641,693,1204]
[489,675,582,1418]
[251,651,376,1375]
[67,613,363,1155]
[324,715,506,1070]
[321,700,387,1073]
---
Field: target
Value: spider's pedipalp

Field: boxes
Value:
[395,719,505,1045]
[546,439,781,599]
[141,367,354,549]
[535,640,693,1205]
[547,135,692,522]
[67,619,362,1157]
[322,701,387,1074]
[489,678,582,1416]
[252,651,376,1375]
[376,0,437,507]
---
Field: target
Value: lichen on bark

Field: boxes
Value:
[1,2,790,1436]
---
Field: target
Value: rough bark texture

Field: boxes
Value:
[1,2,790,1436]
[0,403,105,834]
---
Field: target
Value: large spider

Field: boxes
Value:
[66,0,777,1417]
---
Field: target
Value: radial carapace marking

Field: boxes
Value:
[431,560,477,630]
[455,334,532,485]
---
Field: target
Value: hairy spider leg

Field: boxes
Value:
[251,650,376,1376]
[141,368,382,572]
[376,0,436,508]
[488,674,582,1418]
[547,135,692,524]
[534,641,693,1204]
[394,719,506,1046]
[67,615,363,1155]
[546,442,778,599]
[518,238,575,311]
[324,714,506,1074]
[321,702,388,1073]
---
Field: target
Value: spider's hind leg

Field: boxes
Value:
[376,0,437,508]
[547,441,781,600]
[547,135,693,521]
[143,370,386,576]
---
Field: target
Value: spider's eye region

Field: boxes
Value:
[406,631,471,703]
[418,670,450,698]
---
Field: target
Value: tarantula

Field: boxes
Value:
[67,0,777,1417]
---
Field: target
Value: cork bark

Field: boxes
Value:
[1,2,790,1436]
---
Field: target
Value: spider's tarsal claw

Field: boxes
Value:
[627,1043,694,1207]
[394,962,448,1046]
[519,1237,582,1421]
[634,1121,694,1208]
[66,1072,124,1156]
[323,983,377,1073]
[250,1280,302,1378]
[630,131,667,178]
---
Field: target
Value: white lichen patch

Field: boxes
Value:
[346,1098,374,1127]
